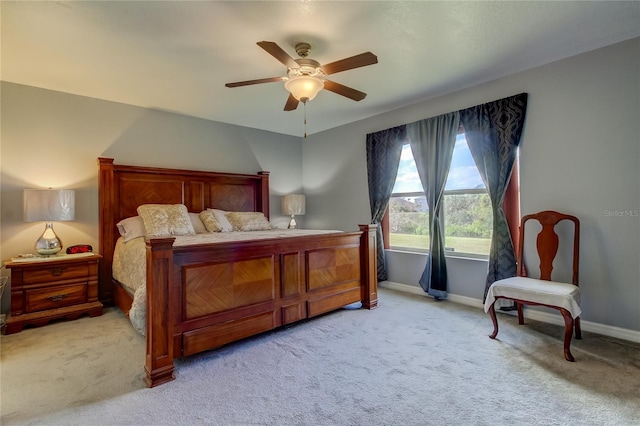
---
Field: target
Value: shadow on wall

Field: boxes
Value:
[101,109,264,173]
[301,129,371,231]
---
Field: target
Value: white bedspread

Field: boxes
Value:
[112,229,344,334]
[172,229,342,246]
[484,276,582,319]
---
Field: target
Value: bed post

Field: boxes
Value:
[97,158,115,303]
[258,171,270,218]
[144,237,177,388]
[359,224,378,309]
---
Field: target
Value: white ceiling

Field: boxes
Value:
[3,1,639,137]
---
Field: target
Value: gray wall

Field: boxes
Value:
[303,38,640,332]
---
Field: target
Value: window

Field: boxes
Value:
[387,133,493,257]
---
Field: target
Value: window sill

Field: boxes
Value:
[386,248,488,262]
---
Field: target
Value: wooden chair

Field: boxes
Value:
[484,210,582,361]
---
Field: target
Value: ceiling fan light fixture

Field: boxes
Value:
[284,75,324,102]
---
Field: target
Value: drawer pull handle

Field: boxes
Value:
[50,268,66,276]
[47,294,68,302]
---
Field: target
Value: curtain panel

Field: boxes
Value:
[460,92,528,300]
[407,112,461,298]
[366,125,407,281]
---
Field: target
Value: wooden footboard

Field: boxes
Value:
[144,225,377,387]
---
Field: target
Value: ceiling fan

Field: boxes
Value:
[225,41,378,111]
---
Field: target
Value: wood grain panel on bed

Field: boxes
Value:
[184,257,276,319]
[281,252,302,297]
[307,246,361,291]
[183,311,277,357]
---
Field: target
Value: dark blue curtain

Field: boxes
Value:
[407,112,460,298]
[460,93,528,300]
[366,125,407,281]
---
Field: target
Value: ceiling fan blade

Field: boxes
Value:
[257,41,298,68]
[323,80,367,101]
[321,52,378,75]
[225,77,283,88]
[284,93,300,111]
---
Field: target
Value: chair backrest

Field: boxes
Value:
[516,210,580,285]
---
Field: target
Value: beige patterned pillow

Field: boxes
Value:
[225,211,271,231]
[137,204,195,237]
[199,210,223,232]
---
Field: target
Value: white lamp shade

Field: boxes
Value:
[282,194,306,216]
[24,189,75,222]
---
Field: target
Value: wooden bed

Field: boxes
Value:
[97,158,377,387]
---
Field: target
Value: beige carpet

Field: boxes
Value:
[1,287,639,425]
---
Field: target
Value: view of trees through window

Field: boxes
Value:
[388,134,492,256]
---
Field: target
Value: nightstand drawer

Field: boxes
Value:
[3,254,102,334]
[26,283,87,312]
[23,264,89,284]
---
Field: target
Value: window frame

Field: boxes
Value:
[382,134,520,259]
[440,188,493,259]
[387,189,493,259]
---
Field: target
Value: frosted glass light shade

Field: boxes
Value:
[284,76,324,102]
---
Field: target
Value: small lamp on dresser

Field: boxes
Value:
[23,188,75,256]
[282,194,305,229]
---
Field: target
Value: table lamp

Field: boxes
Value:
[24,188,75,255]
[282,194,305,229]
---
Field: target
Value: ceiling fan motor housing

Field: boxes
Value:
[294,42,312,58]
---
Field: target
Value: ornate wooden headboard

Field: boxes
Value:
[97,158,270,303]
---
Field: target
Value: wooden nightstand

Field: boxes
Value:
[3,253,103,334]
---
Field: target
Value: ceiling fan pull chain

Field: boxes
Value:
[303,101,307,139]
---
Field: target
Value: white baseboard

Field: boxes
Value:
[379,281,640,344]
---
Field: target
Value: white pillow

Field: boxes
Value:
[209,209,234,232]
[116,216,146,242]
[137,204,196,237]
[189,212,208,234]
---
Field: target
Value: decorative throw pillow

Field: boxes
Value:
[199,210,223,232]
[137,204,195,237]
[189,212,208,234]
[225,211,272,231]
[116,216,146,242]
[209,209,234,232]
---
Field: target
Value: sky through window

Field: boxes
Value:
[392,134,485,193]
